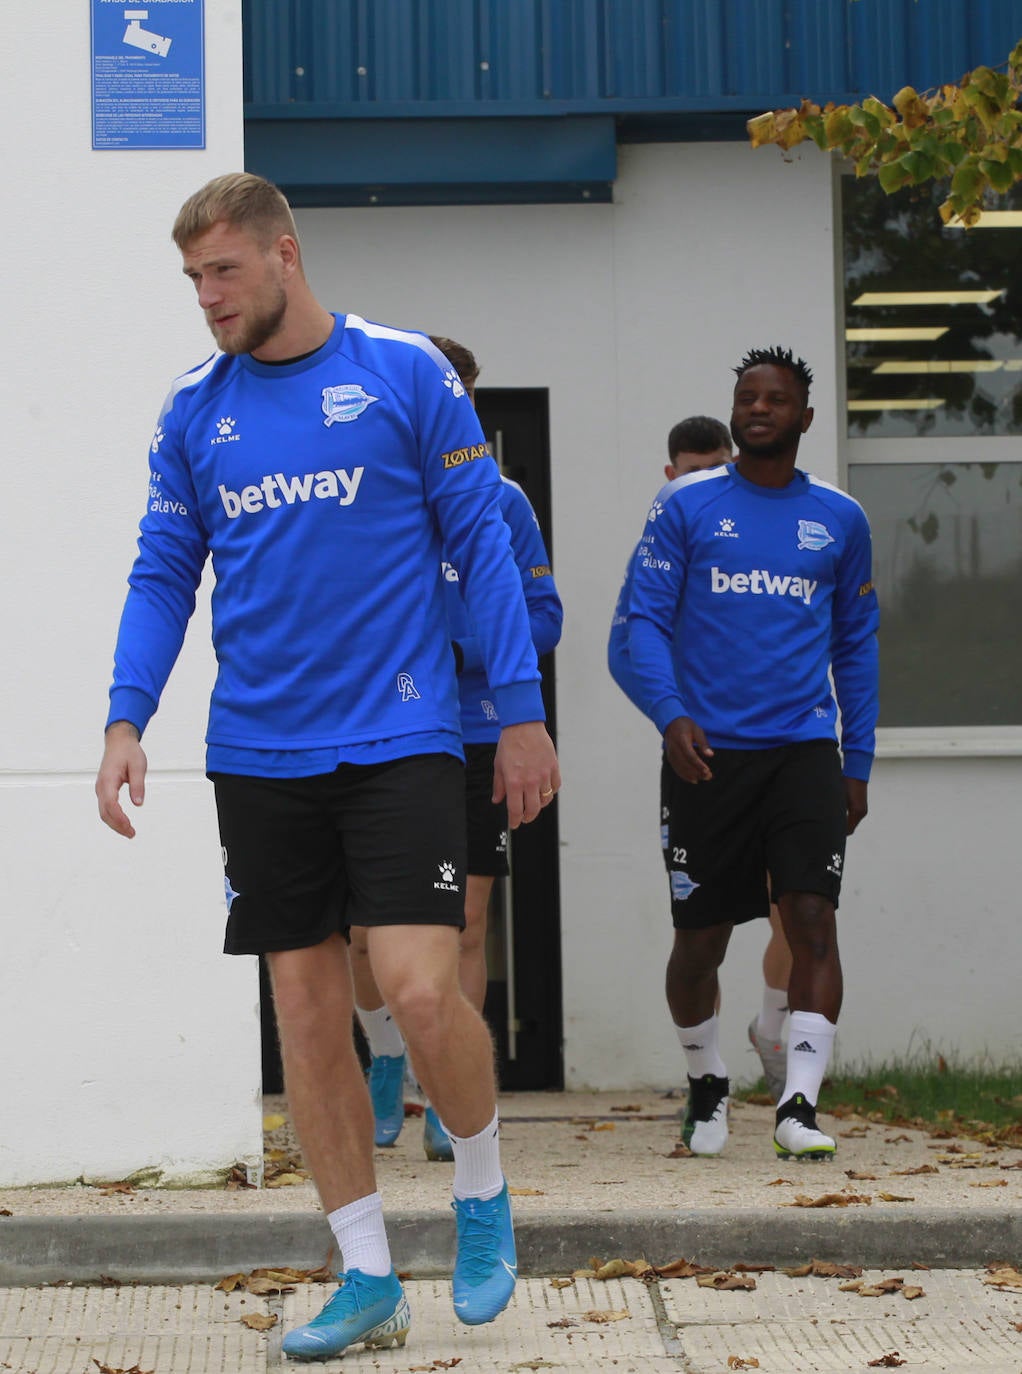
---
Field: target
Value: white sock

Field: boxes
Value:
[356,1004,406,1059]
[327,1192,391,1277]
[448,1109,503,1201]
[756,986,789,1042]
[675,1015,728,1080]
[780,1011,837,1107]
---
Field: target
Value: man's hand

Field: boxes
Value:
[844,777,868,835]
[96,721,147,838]
[493,721,561,829]
[664,716,714,783]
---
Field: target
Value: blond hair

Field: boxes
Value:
[172,173,298,250]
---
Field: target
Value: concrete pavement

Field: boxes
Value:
[1,1091,1020,1369]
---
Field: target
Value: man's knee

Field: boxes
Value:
[670,925,731,979]
[783,893,837,960]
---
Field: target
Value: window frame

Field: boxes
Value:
[835,167,1022,758]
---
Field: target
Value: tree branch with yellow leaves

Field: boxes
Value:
[747,40,1022,225]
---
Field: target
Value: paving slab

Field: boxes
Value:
[2,1274,1019,1374]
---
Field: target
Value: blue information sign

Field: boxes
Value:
[91,0,205,150]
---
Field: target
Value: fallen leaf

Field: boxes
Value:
[982,1265,1022,1291]
[864,1085,899,1100]
[611,1104,642,1112]
[582,1308,629,1322]
[1000,1159,1022,1170]
[215,1272,247,1293]
[743,1092,774,1106]
[547,1317,577,1328]
[839,1126,870,1137]
[96,1181,136,1196]
[766,1177,793,1186]
[244,1276,296,1296]
[225,1165,256,1190]
[866,1355,906,1368]
[508,1187,545,1196]
[403,1101,425,1117]
[549,1277,574,1289]
[732,1262,774,1273]
[884,1134,911,1144]
[845,1171,878,1181]
[262,1113,286,1131]
[911,1261,930,1270]
[588,1122,615,1132]
[667,1143,694,1158]
[265,1172,308,1188]
[893,1164,938,1176]
[0,1209,11,1217]
[788,1193,871,1208]
[92,1364,154,1374]
[727,1359,761,1370]
[240,1312,278,1332]
[901,1285,925,1300]
[1011,1320,1022,1332]
[696,1272,757,1290]
[876,1193,915,1202]
[781,1259,862,1280]
[431,1361,462,1369]
[655,1257,716,1278]
[971,1178,1008,1188]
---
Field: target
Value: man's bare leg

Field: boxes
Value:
[266,931,375,1211]
[369,923,495,1137]
[460,874,494,1012]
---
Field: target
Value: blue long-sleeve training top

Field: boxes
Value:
[443,476,562,743]
[618,462,879,781]
[107,314,544,774]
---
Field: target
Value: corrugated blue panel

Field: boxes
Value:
[244,0,1022,115]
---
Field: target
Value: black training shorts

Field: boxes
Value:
[211,753,467,955]
[660,740,847,930]
[464,742,510,877]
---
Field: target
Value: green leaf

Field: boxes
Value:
[981,158,1016,192]
[878,160,912,193]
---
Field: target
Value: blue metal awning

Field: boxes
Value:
[243,0,1021,205]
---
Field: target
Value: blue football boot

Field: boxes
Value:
[423,1105,454,1162]
[368,1053,406,1147]
[451,1181,517,1325]
[282,1268,410,1361]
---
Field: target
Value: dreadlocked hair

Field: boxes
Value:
[734,346,813,401]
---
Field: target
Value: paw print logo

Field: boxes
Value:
[827,853,843,875]
[442,369,466,400]
[719,518,735,533]
[661,805,670,821]
[438,861,456,883]
[216,417,236,436]
[647,500,665,523]
[498,831,508,849]
[150,425,165,454]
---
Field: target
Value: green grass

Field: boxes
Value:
[737,1059,1022,1145]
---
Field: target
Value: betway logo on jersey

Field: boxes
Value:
[711,566,818,606]
[219,467,364,518]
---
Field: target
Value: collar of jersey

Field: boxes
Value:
[727,462,810,499]
[238,313,343,377]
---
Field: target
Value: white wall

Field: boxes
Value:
[299,140,1021,1089]
[0,1,261,1184]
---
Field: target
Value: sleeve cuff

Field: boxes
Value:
[106,687,158,738]
[842,749,873,782]
[491,680,546,727]
[651,696,688,735]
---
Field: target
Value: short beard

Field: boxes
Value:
[731,421,802,460]
[212,285,287,356]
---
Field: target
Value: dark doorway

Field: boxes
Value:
[475,387,563,1091]
[258,388,563,1094]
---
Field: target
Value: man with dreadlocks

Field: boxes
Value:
[622,347,879,1161]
